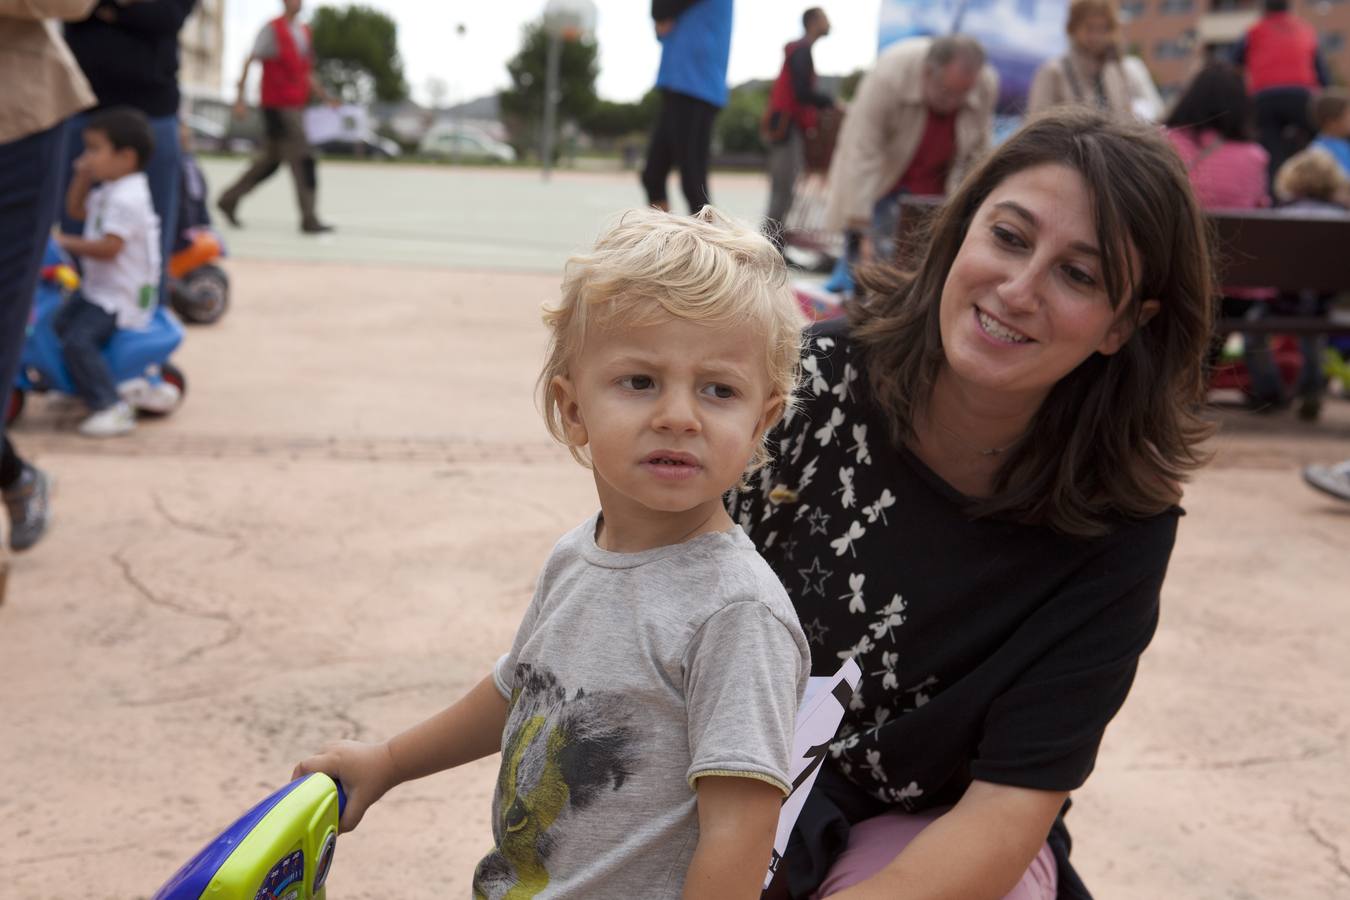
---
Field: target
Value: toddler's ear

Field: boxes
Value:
[552,375,588,447]
[756,395,786,440]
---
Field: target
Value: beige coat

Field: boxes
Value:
[824,37,998,232]
[0,0,97,144]
[1026,51,1133,120]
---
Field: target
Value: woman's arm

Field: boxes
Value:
[682,776,783,899]
[826,781,1067,900]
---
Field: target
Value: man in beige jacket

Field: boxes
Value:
[0,0,98,553]
[824,35,997,269]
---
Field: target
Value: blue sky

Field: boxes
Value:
[224,0,882,105]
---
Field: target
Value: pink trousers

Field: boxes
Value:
[810,808,1058,899]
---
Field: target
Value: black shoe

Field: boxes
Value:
[216,197,241,228]
[4,464,51,552]
[1297,395,1323,422]
[300,221,335,235]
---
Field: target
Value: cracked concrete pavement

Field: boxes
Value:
[1,164,1348,898]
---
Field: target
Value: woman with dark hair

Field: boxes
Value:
[1165,61,1285,411]
[733,108,1215,899]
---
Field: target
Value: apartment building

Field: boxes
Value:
[180,0,226,100]
[1121,0,1349,98]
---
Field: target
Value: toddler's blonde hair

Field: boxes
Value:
[1274,147,1349,203]
[539,205,804,475]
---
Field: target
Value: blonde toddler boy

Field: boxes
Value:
[295,207,810,899]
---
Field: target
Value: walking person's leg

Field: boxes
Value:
[641,90,678,211]
[145,114,182,294]
[676,94,717,214]
[217,109,287,226]
[273,108,327,232]
[0,122,67,548]
[765,126,804,251]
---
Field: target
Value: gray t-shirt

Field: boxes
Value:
[475,513,810,899]
[251,19,310,60]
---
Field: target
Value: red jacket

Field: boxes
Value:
[765,39,819,138]
[260,17,312,109]
[1244,13,1319,93]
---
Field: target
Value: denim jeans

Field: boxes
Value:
[0,120,68,449]
[60,112,180,295]
[54,294,120,411]
[844,190,906,267]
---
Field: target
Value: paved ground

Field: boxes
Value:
[2,163,1348,899]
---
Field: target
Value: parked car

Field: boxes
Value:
[419,128,516,163]
[314,135,402,160]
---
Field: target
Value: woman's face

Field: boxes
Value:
[1071,14,1116,60]
[938,163,1156,407]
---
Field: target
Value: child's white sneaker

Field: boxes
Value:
[119,377,181,414]
[78,401,136,437]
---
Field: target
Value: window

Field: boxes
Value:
[1159,0,1194,13]
[1120,0,1147,21]
[1155,38,1187,59]
[1321,31,1345,54]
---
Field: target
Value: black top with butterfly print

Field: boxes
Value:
[729,318,1179,820]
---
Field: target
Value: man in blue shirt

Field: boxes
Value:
[640,0,733,214]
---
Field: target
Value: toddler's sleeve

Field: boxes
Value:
[683,601,809,795]
[99,183,145,242]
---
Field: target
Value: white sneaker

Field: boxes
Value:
[78,401,136,437]
[120,377,181,414]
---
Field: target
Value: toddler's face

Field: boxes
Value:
[553,312,782,522]
[77,129,138,183]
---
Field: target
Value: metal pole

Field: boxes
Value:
[540,30,561,181]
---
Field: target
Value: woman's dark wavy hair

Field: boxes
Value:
[848,108,1215,536]
[1164,61,1254,142]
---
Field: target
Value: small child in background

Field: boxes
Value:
[1272,148,1350,421]
[1310,88,1350,180]
[54,107,161,437]
[294,207,810,899]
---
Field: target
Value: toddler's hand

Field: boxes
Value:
[293,739,397,833]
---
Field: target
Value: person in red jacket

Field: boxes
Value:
[217,0,336,234]
[1232,0,1330,184]
[761,7,838,252]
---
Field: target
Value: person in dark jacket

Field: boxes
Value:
[61,0,195,284]
[762,7,837,251]
[640,0,733,214]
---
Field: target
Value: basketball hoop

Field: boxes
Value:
[543,0,596,42]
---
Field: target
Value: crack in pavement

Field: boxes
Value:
[21,431,572,466]
[1125,744,1338,771]
[152,492,247,560]
[1296,810,1350,883]
[112,552,243,667]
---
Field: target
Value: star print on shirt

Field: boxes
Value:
[806,506,832,535]
[797,556,831,597]
[802,617,831,646]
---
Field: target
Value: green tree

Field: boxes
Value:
[498,23,599,158]
[311,5,408,105]
[580,89,660,140]
[716,85,769,155]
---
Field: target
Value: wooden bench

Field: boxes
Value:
[893,197,1350,335]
